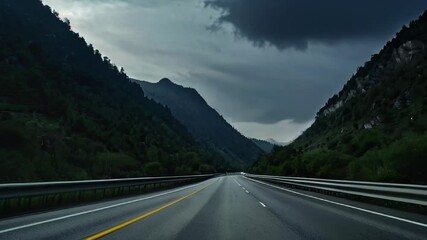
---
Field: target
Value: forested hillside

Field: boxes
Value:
[136,79,264,168]
[252,11,427,184]
[0,0,228,182]
[250,138,275,153]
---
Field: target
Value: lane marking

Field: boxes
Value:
[234,178,266,208]
[234,178,250,194]
[232,178,242,187]
[0,179,214,234]
[85,181,214,240]
[244,177,427,228]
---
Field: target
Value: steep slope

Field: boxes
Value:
[0,0,228,182]
[135,79,264,167]
[252,10,427,183]
[250,138,276,153]
[265,138,287,146]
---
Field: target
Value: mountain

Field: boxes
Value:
[0,0,229,182]
[265,138,287,146]
[252,10,427,184]
[134,79,264,168]
[250,138,275,153]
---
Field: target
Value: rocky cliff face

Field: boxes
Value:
[320,40,425,118]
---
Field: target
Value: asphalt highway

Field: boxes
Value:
[0,175,426,239]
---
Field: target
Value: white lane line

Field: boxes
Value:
[259,202,266,207]
[233,178,250,194]
[232,178,242,187]
[0,179,216,234]
[245,177,427,228]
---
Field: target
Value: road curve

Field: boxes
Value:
[0,175,426,240]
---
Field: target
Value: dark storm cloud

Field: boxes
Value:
[205,0,427,50]
[191,60,342,123]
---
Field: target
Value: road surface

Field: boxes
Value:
[0,175,426,239]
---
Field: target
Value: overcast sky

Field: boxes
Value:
[43,0,427,142]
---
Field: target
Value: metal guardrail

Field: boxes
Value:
[0,174,217,200]
[245,174,427,207]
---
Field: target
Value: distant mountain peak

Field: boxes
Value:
[265,138,287,146]
[135,78,264,167]
[158,78,174,85]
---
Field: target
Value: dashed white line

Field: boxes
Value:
[232,178,242,187]
[259,202,266,207]
[233,177,250,194]
[245,177,427,228]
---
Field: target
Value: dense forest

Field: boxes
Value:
[0,0,230,183]
[137,78,264,168]
[251,11,427,184]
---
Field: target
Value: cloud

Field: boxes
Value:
[187,41,383,123]
[205,0,427,50]
[231,119,314,143]
[42,0,427,140]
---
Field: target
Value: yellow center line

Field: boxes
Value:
[85,180,216,240]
